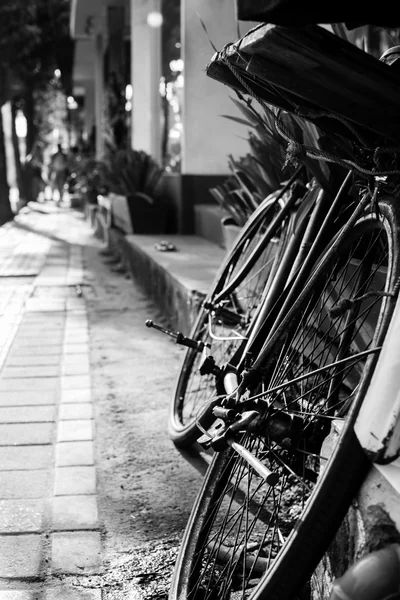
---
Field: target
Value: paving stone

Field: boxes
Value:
[51,495,98,530]
[0,499,44,532]
[61,363,90,376]
[11,338,64,348]
[63,344,89,355]
[0,406,55,423]
[8,345,63,356]
[54,466,96,495]
[55,441,94,466]
[17,325,64,333]
[0,534,42,578]
[0,469,49,498]
[0,391,57,406]
[25,300,66,312]
[0,365,60,378]
[60,389,91,404]
[62,354,89,366]
[0,445,52,470]
[14,332,64,341]
[59,404,93,420]
[22,314,65,325]
[0,592,40,600]
[61,375,91,389]
[44,589,101,600]
[4,354,61,366]
[57,419,93,442]
[0,378,59,391]
[0,423,53,446]
[51,531,101,574]
[64,320,88,329]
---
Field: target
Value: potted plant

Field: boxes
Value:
[75,157,106,206]
[99,148,167,234]
[212,94,325,249]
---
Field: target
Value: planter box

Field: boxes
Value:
[221,217,242,251]
[109,193,133,234]
[109,192,168,235]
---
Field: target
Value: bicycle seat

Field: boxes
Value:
[206,24,400,144]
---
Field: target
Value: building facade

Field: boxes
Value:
[69,0,253,233]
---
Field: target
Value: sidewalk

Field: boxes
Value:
[0,205,101,599]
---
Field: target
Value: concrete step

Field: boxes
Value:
[118,233,227,335]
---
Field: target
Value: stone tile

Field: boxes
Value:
[59,404,93,420]
[0,406,55,423]
[61,375,91,389]
[44,589,101,600]
[22,314,65,325]
[51,531,101,575]
[0,445,52,470]
[0,390,57,406]
[62,355,89,366]
[55,441,94,466]
[0,365,60,378]
[0,423,53,445]
[4,354,61,366]
[17,325,64,333]
[64,332,88,342]
[63,344,89,355]
[15,332,64,341]
[25,300,66,312]
[54,466,96,495]
[61,389,91,404]
[61,363,90,376]
[0,469,49,498]
[0,534,42,578]
[0,378,58,391]
[0,499,44,532]
[64,320,88,329]
[0,592,40,600]
[51,495,98,530]
[8,345,63,356]
[57,420,93,442]
[12,338,64,348]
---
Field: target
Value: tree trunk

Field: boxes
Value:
[11,99,25,203]
[24,87,37,156]
[0,68,14,225]
[0,108,13,225]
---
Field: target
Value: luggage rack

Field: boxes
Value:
[206,23,400,144]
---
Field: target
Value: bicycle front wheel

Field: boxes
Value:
[169,183,303,447]
[170,196,400,599]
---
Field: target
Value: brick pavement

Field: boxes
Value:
[0,207,102,598]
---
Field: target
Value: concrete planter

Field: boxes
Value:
[221,217,242,251]
[109,192,168,235]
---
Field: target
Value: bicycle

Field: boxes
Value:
[148,23,400,600]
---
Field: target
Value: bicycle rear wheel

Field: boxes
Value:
[169,182,306,447]
[170,196,400,599]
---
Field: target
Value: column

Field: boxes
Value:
[130,0,162,163]
[94,33,105,160]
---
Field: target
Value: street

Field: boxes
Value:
[0,203,204,599]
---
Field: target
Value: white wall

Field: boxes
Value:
[182,0,254,175]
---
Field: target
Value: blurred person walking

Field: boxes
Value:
[48,144,69,205]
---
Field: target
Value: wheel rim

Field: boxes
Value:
[174,212,286,433]
[179,218,394,599]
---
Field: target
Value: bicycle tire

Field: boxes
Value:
[170,195,400,600]
[168,182,309,448]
